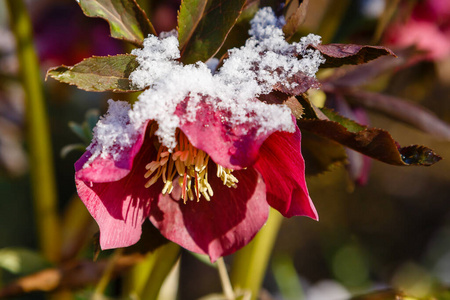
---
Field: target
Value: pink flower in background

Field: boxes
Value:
[384,0,450,61]
[74,8,322,261]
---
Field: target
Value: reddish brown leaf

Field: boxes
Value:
[273,72,320,95]
[283,0,309,41]
[297,109,442,166]
[311,44,396,68]
[0,254,145,297]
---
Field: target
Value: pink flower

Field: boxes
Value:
[384,0,450,61]
[75,100,317,261]
[74,8,321,261]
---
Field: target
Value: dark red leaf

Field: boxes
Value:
[297,108,442,166]
[311,44,396,68]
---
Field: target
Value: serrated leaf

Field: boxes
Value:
[78,0,156,47]
[283,0,309,41]
[297,109,442,166]
[180,0,247,64]
[46,55,139,92]
[177,0,209,49]
[311,44,396,68]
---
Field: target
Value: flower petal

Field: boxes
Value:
[149,166,268,262]
[75,136,162,249]
[255,125,318,219]
[177,100,274,170]
[75,121,148,183]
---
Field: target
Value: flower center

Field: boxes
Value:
[144,128,238,203]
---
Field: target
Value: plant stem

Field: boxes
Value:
[230,208,283,300]
[217,258,235,300]
[93,248,124,300]
[6,0,61,262]
[372,0,401,44]
[123,242,180,300]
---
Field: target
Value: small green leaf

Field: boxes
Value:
[311,44,396,68]
[297,109,442,166]
[177,0,209,49]
[321,107,366,132]
[78,0,156,47]
[46,55,140,92]
[180,0,247,64]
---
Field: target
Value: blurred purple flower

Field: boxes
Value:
[33,4,122,66]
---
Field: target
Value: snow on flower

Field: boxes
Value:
[75,7,323,261]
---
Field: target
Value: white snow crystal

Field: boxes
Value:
[84,7,325,164]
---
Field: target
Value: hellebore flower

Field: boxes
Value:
[75,8,323,261]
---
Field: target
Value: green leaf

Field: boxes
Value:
[77,0,156,47]
[46,55,140,92]
[177,0,209,49]
[297,108,442,166]
[214,0,259,60]
[180,0,247,64]
[0,248,51,275]
[311,44,396,68]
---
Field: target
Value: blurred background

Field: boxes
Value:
[0,0,449,299]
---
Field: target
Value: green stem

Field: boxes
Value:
[123,242,180,300]
[6,0,61,262]
[217,258,235,300]
[372,0,401,44]
[93,249,124,299]
[230,208,283,300]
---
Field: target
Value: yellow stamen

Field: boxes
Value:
[144,129,238,203]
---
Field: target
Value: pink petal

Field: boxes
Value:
[254,125,318,220]
[76,137,162,250]
[149,166,268,262]
[75,121,149,183]
[176,99,274,170]
[385,20,450,61]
